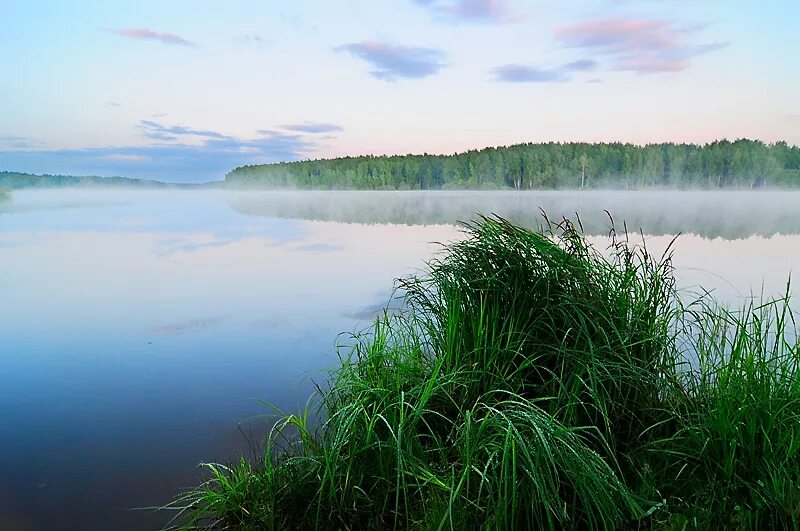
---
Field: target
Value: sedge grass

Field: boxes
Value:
[651,294,800,528]
[166,215,800,530]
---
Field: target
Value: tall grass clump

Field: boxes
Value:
[400,216,681,474]
[168,216,800,530]
[652,295,800,528]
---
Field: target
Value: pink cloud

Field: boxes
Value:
[112,28,194,46]
[414,0,515,24]
[554,17,727,74]
[616,56,689,73]
[556,19,676,52]
[443,0,506,20]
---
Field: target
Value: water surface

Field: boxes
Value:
[1,190,797,530]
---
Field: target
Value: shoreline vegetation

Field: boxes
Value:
[168,216,799,530]
[3,140,800,192]
[226,139,800,190]
[0,171,211,190]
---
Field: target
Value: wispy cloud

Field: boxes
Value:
[413,0,514,24]
[337,41,446,81]
[554,18,728,74]
[0,136,44,150]
[107,102,122,107]
[139,120,229,141]
[491,59,597,83]
[492,65,568,83]
[563,59,598,72]
[281,123,344,134]
[0,121,332,182]
[0,120,343,182]
[103,154,148,162]
[243,34,267,44]
[110,27,195,47]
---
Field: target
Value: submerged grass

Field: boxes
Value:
[167,216,800,530]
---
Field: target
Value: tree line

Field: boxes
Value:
[0,171,174,189]
[226,139,800,190]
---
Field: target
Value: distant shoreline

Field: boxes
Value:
[226,139,800,190]
[4,139,799,191]
[4,173,800,192]
[0,171,220,190]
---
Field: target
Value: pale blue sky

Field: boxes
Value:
[1,0,798,182]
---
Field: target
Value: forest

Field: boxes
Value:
[0,172,175,189]
[226,139,800,190]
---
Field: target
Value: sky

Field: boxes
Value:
[1,0,798,182]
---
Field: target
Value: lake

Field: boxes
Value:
[1,189,798,530]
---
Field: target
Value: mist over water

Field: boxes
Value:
[229,190,800,239]
[0,189,798,529]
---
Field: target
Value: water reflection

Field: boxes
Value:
[0,190,461,530]
[0,189,797,530]
[230,190,800,239]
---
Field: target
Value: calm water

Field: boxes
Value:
[1,190,798,530]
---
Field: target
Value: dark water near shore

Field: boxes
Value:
[1,190,798,530]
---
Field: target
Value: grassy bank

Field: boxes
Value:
[169,216,799,530]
